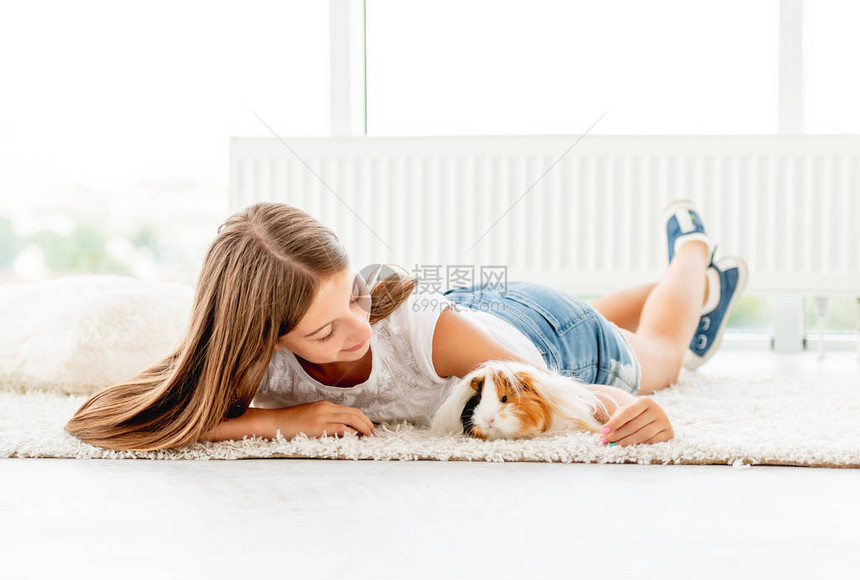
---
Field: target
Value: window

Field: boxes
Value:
[805,0,860,132]
[0,0,328,285]
[805,297,858,334]
[2,1,855,349]
[366,0,778,135]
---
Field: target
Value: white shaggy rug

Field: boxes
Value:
[2,367,859,468]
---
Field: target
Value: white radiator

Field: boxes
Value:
[230,135,860,297]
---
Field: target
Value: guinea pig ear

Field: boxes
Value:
[469,377,484,391]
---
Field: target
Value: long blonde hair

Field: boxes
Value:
[65,202,418,451]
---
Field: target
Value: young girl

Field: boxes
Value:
[65,200,747,452]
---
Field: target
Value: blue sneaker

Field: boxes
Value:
[662,199,715,264]
[683,256,749,370]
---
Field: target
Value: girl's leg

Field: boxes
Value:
[590,283,658,333]
[614,241,710,395]
[591,279,711,333]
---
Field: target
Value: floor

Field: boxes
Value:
[2,350,859,579]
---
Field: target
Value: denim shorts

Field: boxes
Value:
[442,280,641,395]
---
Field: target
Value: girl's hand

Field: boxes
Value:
[270,400,377,439]
[600,397,674,447]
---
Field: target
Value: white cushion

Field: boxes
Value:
[0,274,194,395]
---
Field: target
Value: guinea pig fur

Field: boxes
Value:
[430,360,611,440]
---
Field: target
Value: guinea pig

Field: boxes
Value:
[430,359,612,440]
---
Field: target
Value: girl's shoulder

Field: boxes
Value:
[380,289,457,380]
[386,289,456,336]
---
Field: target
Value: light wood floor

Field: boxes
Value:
[2,350,859,579]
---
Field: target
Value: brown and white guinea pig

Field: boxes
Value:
[430,360,611,440]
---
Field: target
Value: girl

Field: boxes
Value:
[65,200,747,452]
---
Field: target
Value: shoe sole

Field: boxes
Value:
[683,256,749,370]
[661,198,698,226]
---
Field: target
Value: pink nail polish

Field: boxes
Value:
[600,437,607,444]
[601,427,610,435]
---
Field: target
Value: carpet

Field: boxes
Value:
[2,368,859,468]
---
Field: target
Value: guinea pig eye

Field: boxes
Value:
[501,395,507,403]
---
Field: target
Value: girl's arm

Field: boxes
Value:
[199,407,275,442]
[198,401,377,443]
[585,385,675,446]
[583,383,637,423]
[431,305,537,379]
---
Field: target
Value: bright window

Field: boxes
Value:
[366,0,779,135]
[0,0,328,285]
[804,0,860,132]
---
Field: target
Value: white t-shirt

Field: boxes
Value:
[250,289,547,427]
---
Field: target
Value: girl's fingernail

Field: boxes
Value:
[600,437,607,444]
[609,442,617,446]
[601,427,610,435]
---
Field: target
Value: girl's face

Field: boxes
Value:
[273,268,372,363]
